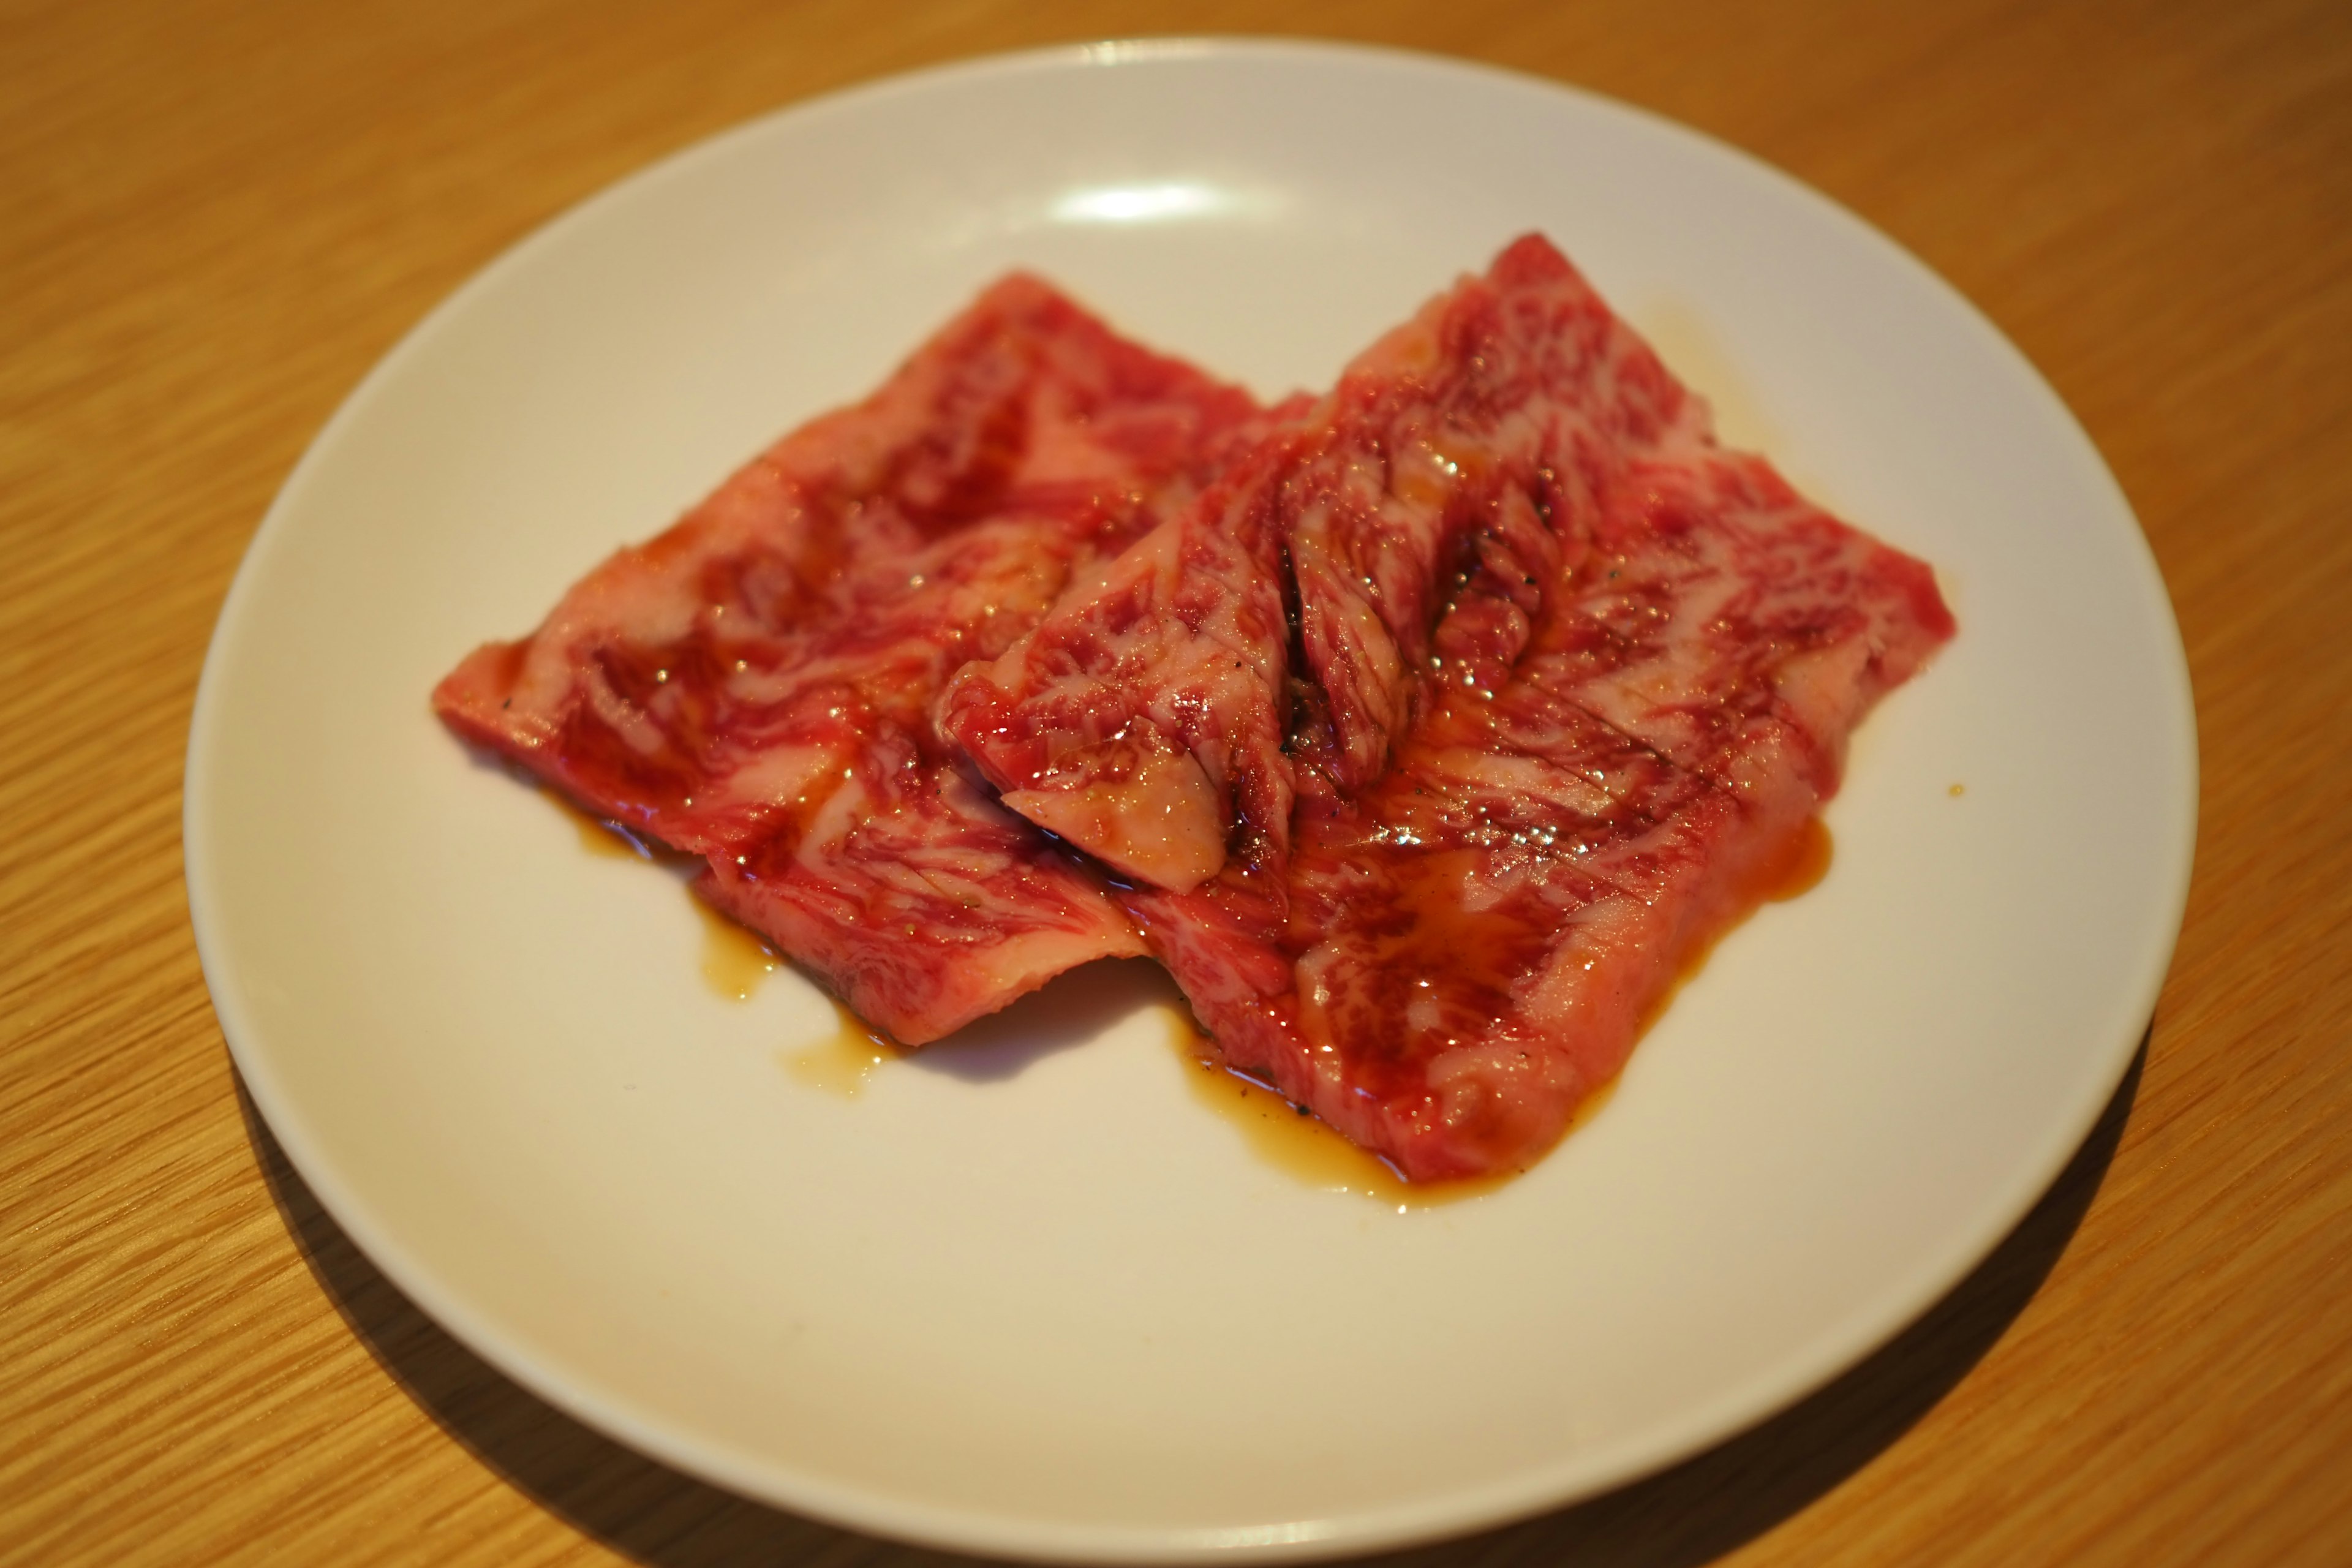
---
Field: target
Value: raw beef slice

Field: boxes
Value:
[944,236,1953,1178]
[435,275,1265,1042]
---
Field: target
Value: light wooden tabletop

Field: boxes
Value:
[6,1,2348,1563]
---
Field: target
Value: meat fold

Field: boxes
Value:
[935,417,1309,899]
[943,236,1954,1179]
[435,276,1265,1042]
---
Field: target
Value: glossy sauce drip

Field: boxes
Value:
[1161,1005,1610,1208]
[1762,815,1833,903]
[544,788,784,1002]
[783,1001,902,1097]
[692,897,780,1001]
[557,793,656,861]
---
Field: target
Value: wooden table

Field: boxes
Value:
[6,1,2348,1562]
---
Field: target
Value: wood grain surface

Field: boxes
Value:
[4,1,2348,1563]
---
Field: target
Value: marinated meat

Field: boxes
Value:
[944,236,1953,1178]
[1534,443,1953,836]
[434,276,1265,1042]
[1278,233,1698,793]
[936,417,1310,898]
[439,239,1951,1177]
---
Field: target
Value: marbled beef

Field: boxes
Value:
[944,237,1953,1177]
[435,276,1264,1042]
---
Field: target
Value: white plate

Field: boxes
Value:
[185,39,2196,1564]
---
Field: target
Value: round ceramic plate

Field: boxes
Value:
[185,39,2196,1564]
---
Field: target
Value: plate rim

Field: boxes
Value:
[183,34,2199,1564]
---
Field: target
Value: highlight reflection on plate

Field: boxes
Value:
[186,39,2195,1564]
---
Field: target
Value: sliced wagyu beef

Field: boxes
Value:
[935,423,1310,902]
[1533,442,1954,848]
[944,236,1953,1179]
[938,410,1317,1066]
[440,237,1951,1178]
[434,276,1266,1042]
